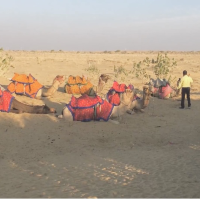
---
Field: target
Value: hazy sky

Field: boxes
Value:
[0,0,200,51]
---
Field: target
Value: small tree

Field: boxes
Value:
[130,53,177,84]
[150,53,177,79]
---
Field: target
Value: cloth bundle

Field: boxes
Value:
[7,73,43,98]
[64,75,93,95]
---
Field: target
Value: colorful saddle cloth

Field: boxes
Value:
[159,84,173,99]
[0,88,15,112]
[66,94,114,122]
[7,73,43,98]
[106,81,135,106]
[64,75,93,95]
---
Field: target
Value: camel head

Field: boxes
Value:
[43,105,57,114]
[53,75,66,85]
[99,74,111,83]
[96,74,111,93]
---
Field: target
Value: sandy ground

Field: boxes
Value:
[0,51,200,198]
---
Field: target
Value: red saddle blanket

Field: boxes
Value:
[66,95,114,121]
[159,84,173,99]
[110,81,127,93]
[0,88,15,112]
[107,92,121,106]
[107,81,134,106]
[7,73,43,98]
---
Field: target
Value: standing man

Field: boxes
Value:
[177,70,193,109]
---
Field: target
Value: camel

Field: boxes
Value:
[0,88,56,114]
[36,75,66,98]
[7,74,66,99]
[57,88,134,124]
[147,78,179,99]
[127,85,152,114]
[151,85,178,99]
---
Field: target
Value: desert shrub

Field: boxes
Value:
[131,61,150,81]
[0,52,14,76]
[113,65,131,81]
[114,65,128,78]
[85,64,100,75]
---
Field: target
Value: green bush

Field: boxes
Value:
[152,53,177,79]
[131,53,177,83]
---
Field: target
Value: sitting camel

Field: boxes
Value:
[127,85,152,114]
[0,88,56,114]
[58,88,134,124]
[7,74,65,99]
[37,75,66,98]
[148,78,179,99]
[106,84,152,114]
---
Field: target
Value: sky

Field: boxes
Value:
[0,0,200,51]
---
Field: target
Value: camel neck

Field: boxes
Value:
[142,91,150,109]
[52,80,60,89]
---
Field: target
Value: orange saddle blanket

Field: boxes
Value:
[7,73,43,98]
[64,75,93,95]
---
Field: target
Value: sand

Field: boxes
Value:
[0,51,200,198]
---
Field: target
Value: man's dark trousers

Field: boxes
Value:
[181,87,191,108]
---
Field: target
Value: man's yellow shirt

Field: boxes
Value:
[177,75,193,89]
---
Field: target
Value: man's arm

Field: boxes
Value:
[177,78,183,89]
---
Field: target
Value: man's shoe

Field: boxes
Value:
[179,107,184,109]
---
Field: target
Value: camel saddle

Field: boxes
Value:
[66,94,114,122]
[7,73,43,98]
[106,81,135,106]
[64,75,94,95]
[0,88,15,112]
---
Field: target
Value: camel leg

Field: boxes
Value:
[9,109,22,114]
[140,109,145,113]
[58,107,73,121]
[127,109,135,115]
[108,119,119,124]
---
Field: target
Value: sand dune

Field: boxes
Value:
[0,51,200,197]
